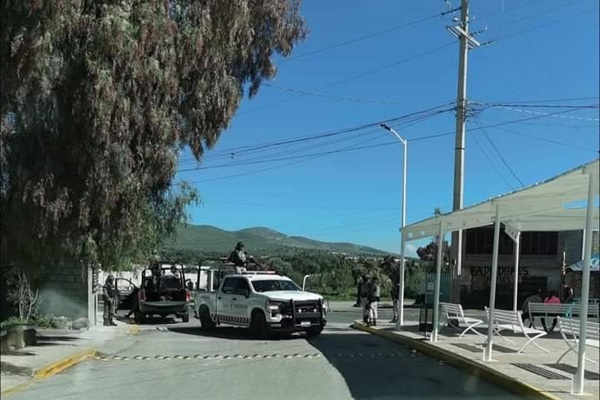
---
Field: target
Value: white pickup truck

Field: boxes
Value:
[194,271,327,338]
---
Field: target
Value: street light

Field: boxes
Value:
[380,123,407,331]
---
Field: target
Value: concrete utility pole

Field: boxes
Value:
[447,0,480,301]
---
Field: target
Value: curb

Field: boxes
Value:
[34,347,97,379]
[0,381,34,398]
[351,322,562,400]
[1,348,97,398]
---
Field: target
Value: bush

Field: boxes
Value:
[32,314,71,329]
[0,316,29,329]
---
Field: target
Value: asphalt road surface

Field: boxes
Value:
[11,311,519,400]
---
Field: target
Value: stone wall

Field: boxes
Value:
[37,262,91,320]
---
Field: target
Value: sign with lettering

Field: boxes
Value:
[470,266,529,284]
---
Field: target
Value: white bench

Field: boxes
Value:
[556,317,600,365]
[440,302,485,337]
[528,303,599,329]
[485,307,549,354]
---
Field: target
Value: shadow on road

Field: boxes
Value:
[306,329,518,399]
[115,314,180,326]
[167,326,306,342]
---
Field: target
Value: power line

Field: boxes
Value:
[485,125,598,152]
[468,130,516,190]
[488,3,593,44]
[474,116,525,187]
[483,0,587,37]
[280,13,441,63]
[181,132,391,172]
[480,96,599,105]
[262,83,453,106]
[182,107,596,183]
[239,42,455,117]
[485,105,600,122]
[178,103,455,169]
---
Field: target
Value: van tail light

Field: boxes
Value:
[139,289,146,302]
[186,290,191,301]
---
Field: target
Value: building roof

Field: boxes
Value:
[403,159,599,241]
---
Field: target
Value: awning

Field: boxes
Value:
[403,159,599,240]
[568,253,600,272]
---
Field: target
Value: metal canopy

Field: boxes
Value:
[403,159,599,241]
[395,159,599,395]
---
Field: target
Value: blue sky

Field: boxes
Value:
[175,0,599,256]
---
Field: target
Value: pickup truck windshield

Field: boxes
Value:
[251,279,301,292]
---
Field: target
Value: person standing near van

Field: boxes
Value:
[368,276,381,326]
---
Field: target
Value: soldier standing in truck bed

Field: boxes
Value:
[229,241,255,273]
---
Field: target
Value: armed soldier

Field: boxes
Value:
[228,241,256,273]
[102,275,118,326]
[367,276,381,326]
[359,274,371,324]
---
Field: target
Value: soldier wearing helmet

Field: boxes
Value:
[228,241,255,273]
[102,275,117,326]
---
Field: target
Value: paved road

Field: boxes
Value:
[10,312,519,400]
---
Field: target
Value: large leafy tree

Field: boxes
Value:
[0,0,307,270]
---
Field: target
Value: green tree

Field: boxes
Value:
[1,1,307,270]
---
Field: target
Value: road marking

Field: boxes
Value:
[90,352,414,362]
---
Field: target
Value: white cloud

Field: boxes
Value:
[405,243,418,258]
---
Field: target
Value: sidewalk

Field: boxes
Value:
[352,320,600,400]
[327,299,416,312]
[1,315,133,396]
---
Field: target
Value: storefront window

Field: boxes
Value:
[465,227,558,256]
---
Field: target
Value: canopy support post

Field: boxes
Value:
[484,204,501,362]
[572,167,598,395]
[431,220,445,343]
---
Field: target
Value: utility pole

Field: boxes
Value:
[447,0,480,302]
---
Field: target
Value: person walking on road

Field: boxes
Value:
[390,270,400,323]
[359,274,371,324]
[102,275,117,326]
[368,276,381,326]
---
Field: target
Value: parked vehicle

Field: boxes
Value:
[194,265,327,339]
[115,261,191,323]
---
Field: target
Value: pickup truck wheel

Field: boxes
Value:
[306,325,323,338]
[199,307,215,331]
[250,312,269,339]
[182,312,190,323]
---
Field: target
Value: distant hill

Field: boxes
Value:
[161,224,390,256]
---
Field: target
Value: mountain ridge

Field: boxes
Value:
[162,224,390,256]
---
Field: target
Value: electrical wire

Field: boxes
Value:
[485,125,598,152]
[468,130,516,190]
[474,116,525,187]
[238,42,455,117]
[279,13,442,63]
[178,103,455,169]
[488,4,593,44]
[262,83,453,106]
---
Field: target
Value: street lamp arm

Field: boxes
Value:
[380,124,407,145]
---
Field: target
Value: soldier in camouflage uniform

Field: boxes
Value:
[102,275,117,326]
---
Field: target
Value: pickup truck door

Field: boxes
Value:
[217,277,238,324]
[232,278,251,325]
